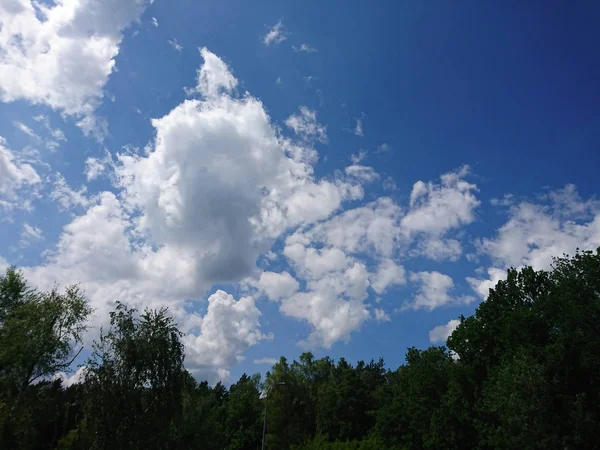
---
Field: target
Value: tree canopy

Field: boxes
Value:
[1,248,599,449]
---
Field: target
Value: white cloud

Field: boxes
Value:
[11,47,488,379]
[263,20,288,46]
[280,216,407,347]
[36,115,67,150]
[23,192,200,338]
[50,174,91,211]
[152,17,158,27]
[54,366,88,387]
[183,290,270,383]
[116,50,361,290]
[256,271,299,301]
[401,166,479,236]
[429,319,460,344]
[467,267,505,300]
[168,38,183,52]
[16,115,68,150]
[376,143,390,153]
[371,258,406,294]
[293,44,317,53]
[284,244,349,279]
[0,137,41,209]
[345,165,380,183]
[285,106,327,143]
[468,185,600,299]
[289,197,403,258]
[351,150,367,164]
[186,47,238,98]
[13,121,40,139]
[405,271,475,311]
[253,357,278,365]
[84,155,110,181]
[373,308,391,322]
[415,238,462,261]
[382,176,397,191]
[490,194,514,207]
[0,257,9,273]
[15,49,369,377]
[354,118,364,137]
[0,0,150,137]
[280,261,371,348]
[21,223,44,245]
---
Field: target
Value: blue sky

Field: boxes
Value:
[1,0,599,383]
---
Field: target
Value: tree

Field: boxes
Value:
[224,373,263,450]
[82,302,186,450]
[0,267,91,391]
[447,249,600,449]
[0,267,91,448]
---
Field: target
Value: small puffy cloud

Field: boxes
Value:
[280,263,371,349]
[284,244,349,280]
[253,357,278,365]
[21,223,44,246]
[354,118,364,136]
[183,290,270,383]
[467,267,505,300]
[152,17,159,27]
[54,366,88,387]
[0,0,150,137]
[0,257,9,273]
[187,47,238,98]
[33,115,67,150]
[263,20,288,46]
[168,38,183,52]
[351,151,367,164]
[373,308,391,322]
[13,121,40,139]
[371,258,406,294]
[376,143,390,153]
[293,44,317,53]
[382,176,398,191]
[0,137,41,209]
[345,165,380,183]
[85,157,108,181]
[256,271,299,301]
[401,166,479,236]
[405,271,475,311]
[415,238,462,261]
[50,175,91,211]
[490,194,514,207]
[429,319,460,344]
[285,106,327,143]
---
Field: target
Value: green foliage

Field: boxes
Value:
[224,373,263,449]
[0,267,91,448]
[0,267,91,391]
[82,302,186,449]
[296,434,391,450]
[1,248,600,449]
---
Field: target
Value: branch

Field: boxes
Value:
[27,346,85,387]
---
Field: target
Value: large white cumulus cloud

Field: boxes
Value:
[20,48,370,380]
[0,0,150,136]
[116,48,363,290]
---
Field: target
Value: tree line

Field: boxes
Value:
[1,249,599,449]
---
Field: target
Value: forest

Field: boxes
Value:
[1,249,599,449]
